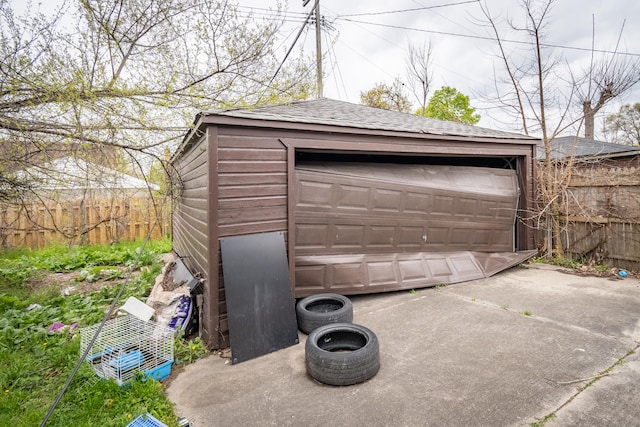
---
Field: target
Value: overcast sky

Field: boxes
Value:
[237,0,640,137]
[9,0,640,138]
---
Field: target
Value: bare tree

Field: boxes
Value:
[477,0,639,259]
[406,41,434,115]
[576,21,640,139]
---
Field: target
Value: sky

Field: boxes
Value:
[235,0,640,137]
[8,0,640,138]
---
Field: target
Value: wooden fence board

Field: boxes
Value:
[0,194,171,249]
[540,164,640,271]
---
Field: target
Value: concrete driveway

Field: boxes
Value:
[167,265,640,426]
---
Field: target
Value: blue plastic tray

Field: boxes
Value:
[126,413,168,427]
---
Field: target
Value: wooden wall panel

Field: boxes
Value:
[209,135,289,347]
[173,132,220,348]
[216,136,288,239]
[172,134,210,320]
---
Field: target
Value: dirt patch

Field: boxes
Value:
[25,269,134,295]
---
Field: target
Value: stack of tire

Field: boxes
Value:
[296,293,380,386]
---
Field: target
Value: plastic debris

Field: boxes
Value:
[26,303,42,311]
[48,321,79,334]
[168,295,192,333]
[126,413,168,427]
[120,296,155,321]
[48,321,65,333]
[618,270,628,278]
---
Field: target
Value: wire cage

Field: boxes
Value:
[80,315,175,385]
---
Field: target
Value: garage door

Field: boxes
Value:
[294,162,535,296]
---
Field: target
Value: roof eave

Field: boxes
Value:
[170,114,209,164]
[198,113,538,145]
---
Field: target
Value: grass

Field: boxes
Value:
[0,237,208,427]
[529,255,582,269]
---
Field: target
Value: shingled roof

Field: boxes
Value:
[536,136,640,160]
[202,98,534,141]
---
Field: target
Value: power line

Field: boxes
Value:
[336,17,640,58]
[257,0,319,104]
[323,29,348,100]
[234,4,640,59]
[234,6,310,24]
[336,0,478,18]
[335,38,398,81]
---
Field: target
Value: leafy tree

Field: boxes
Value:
[360,78,412,113]
[605,103,640,146]
[421,86,480,125]
[0,0,313,201]
[0,0,313,243]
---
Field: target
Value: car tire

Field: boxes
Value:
[296,293,353,334]
[305,323,380,386]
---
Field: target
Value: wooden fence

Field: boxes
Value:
[554,164,640,271]
[0,191,171,249]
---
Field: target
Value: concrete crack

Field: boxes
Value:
[529,343,640,426]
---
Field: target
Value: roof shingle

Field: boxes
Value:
[203,98,534,141]
[536,136,640,160]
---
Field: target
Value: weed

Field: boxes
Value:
[471,297,476,302]
[435,283,448,289]
[523,310,532,316]
[0,238,180,427]
[530,413,557,427]
[592,263,612,273]
[174,336,209,365]
[409,289,417,295]
[529,255,581,269]
[500,304,509,310]
[528,255,611,273]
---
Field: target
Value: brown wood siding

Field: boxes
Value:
[217,135,288,238]
[206,126,221,348]
[213,134,289,346]
[171,133,216,346]
[172,135,209,278]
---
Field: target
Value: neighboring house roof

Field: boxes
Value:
[19,157,157,191]
[536,136,640,161]
[200,98,535,141]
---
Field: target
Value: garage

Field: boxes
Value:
[170,98,538,349]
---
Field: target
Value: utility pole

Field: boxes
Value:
[314,0,323,98]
